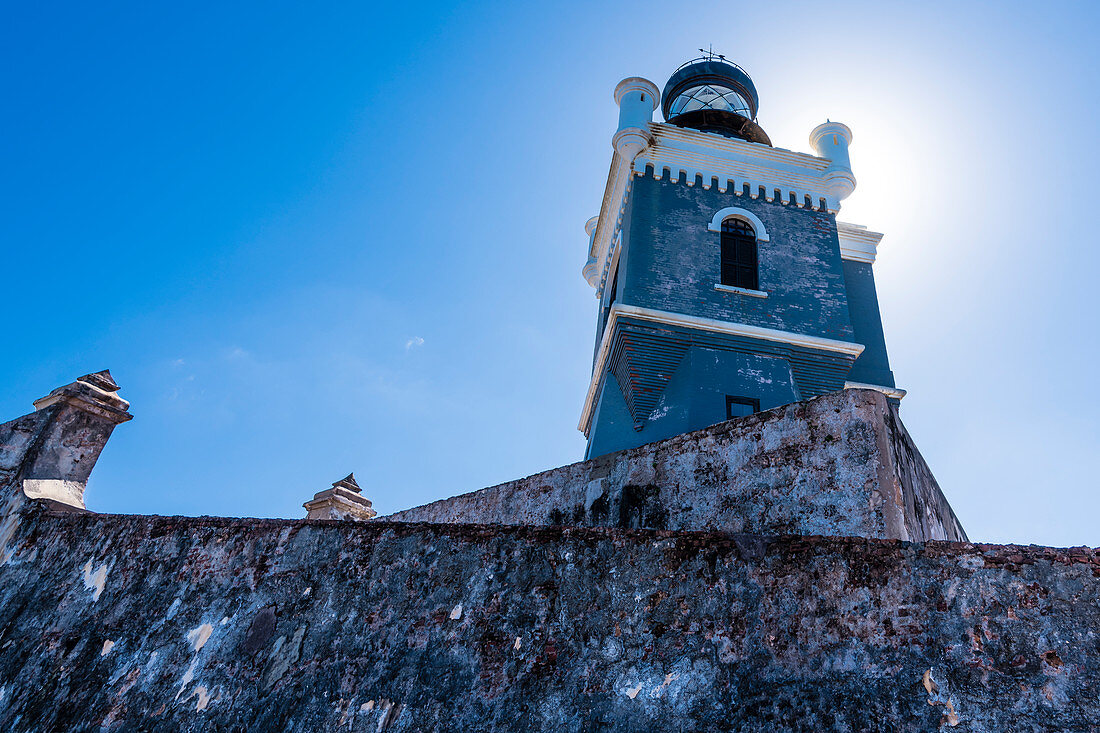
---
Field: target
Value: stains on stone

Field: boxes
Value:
[186,623,214,652]
[81,558,108,602]
[376,699,403,730]
[530,638,559,678]
[732,534,769,562]
[618,484,667,530]
[588,493,610,524]
[2,505,1100,729]
[241,605,277,657]
[260,624,307,694]
[548,482,614,529]
[475,629,512,695]
[384,390,965,544]
[251,554,271,588]
[547,505,585,527]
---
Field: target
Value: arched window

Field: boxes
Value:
[720,218,758,290]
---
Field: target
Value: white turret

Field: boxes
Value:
[581,216,600,287]
[612,77,660,158]
[809,121,856,201]
[582,78,660,290]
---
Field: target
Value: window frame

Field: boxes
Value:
[719,217,759,291]
[726,396,761,420]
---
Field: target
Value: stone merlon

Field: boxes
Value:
[303,473,377,521]
[1,370,131,515]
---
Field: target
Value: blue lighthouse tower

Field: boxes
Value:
[580,55,902,458]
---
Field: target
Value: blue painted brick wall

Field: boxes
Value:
[619,173,855,344]
[841,259,896,388]
[585,170,898,458]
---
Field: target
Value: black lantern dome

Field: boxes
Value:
[661,56,771,145]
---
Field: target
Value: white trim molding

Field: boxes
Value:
[714,283,768,298]
[584,149,638,296]
[634,123,842,212]
[612,305,864,355]
[837,222,884,264]
[707,207,770,241]
[844,381,907,400]
[578,304,865,432]
[581,215,601,287]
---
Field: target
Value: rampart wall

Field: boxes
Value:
[1,374,1089,732]
[389,389,967,543]
[0,507,1096,731]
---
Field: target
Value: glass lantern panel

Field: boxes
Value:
[670,84,752,117]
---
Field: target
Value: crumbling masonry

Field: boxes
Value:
[1,373,1097,731]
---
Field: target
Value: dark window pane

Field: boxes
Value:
[719,217,759,289]
[726,396,760,419]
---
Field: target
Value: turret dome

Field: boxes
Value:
[661,55,771,145]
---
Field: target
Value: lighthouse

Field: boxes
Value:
[580,54,902,458]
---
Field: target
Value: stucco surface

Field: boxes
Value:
[0,507,1096,732]
[390,389,967,543]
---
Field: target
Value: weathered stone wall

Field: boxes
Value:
[0,409,53,564]
[0,371,131,517]
[0,410,51,491]
[1,504,1097,732]
[388,389,967,543]
[1,372,132,568]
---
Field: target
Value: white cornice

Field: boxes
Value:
[578,304,865,433]
[635,123,842,211]
[585,146,640,296]
[656,123,829,170]
[586,123,852,287]
[583,122,847,293]
[844,381,907,400]
[837,222,884,264]
[613,305,865,355]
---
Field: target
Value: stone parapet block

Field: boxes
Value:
[1,370,131,518]
[303,473,376,521]
[385,388,967,542]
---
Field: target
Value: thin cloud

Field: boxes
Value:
[405,336,425,350]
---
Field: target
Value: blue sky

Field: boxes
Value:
[3,1,1098,546]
